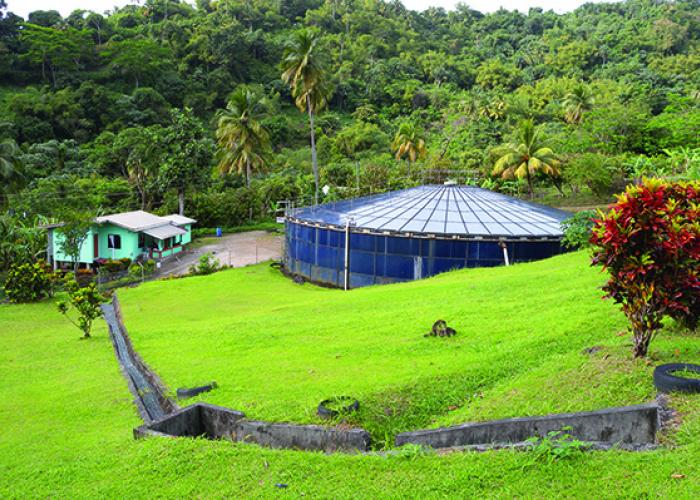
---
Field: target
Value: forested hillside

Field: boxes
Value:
[1,0,699,233]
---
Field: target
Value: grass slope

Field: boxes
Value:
[118,251,698,447]
[1,256,700,496]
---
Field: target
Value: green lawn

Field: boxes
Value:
[2,253,700,497]
[118,251,698,447]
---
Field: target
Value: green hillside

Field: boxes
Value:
[117,252,695,447]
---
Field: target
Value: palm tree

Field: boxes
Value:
[216,86,270,187]
[563,84,594,124]
[491,119,560,197]
[392,122,426,176]
[0,139,24,209]
[281,28,332,205]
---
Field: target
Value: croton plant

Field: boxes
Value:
[591,178,699,358]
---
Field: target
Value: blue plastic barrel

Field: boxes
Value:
[216,227,223,237]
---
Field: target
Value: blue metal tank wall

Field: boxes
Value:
[285,220,565,288]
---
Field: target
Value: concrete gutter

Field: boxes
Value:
[395,403,659,448]
[102,295,178,422]
[134,403,371,453]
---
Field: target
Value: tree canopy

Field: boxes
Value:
[0,0,699,227]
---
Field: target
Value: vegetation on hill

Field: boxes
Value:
[1,0,700,230]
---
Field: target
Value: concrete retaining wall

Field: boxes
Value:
[234,420,371,452]
[134,403,371,453]
[395,403,659,448]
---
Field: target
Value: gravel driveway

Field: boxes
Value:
[155,230,283,277]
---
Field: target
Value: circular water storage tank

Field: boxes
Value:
[284,185,571,288]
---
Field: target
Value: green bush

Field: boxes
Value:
[561,210,597,249]
[127,259,156,279]
[188,253,220,276]
[102,259,131,273]
[2,262,54,303]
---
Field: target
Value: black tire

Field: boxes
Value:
[653,364,700,394]
[317,396,359,419]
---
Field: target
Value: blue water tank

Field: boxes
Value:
[216,227,223,237]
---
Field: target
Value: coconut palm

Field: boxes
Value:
[281,28,332,205]
[392,122,426,176]
[491,119,560,197]
[563,84,594,124]
[216,86,270,187]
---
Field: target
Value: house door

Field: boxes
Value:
[93,233,99,258]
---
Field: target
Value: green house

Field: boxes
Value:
[47,210,196,269]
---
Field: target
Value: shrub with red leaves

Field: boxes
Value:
[591,178,699,358]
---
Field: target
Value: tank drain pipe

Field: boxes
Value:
[344,217,355,290]
[499,240,510,266]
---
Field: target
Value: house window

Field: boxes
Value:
[107,234,121,249]
[138,233,145,248]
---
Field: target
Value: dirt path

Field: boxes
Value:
[156,230,283,277]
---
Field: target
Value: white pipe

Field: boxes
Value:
[502,245,510,266]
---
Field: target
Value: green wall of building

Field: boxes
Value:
[52,228,96,264]
[97,223,141,260]
[181,224,192,245]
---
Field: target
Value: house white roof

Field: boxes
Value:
[143,224,187,240]
[94,210,195,240]
[95,210,170,231]
[161,214,197,226]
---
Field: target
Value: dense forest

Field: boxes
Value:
[1,0,700,242]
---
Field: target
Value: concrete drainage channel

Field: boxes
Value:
[102,297,177,422]
[103,296,370,453]
[134,403,371,453]
[104,296,663,454]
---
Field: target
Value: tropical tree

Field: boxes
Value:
[159,108,214,215]
[100,38,171,90]
[0,138,23,207]
[0,215,45,271]
[113,126,163,209]
[491,119,561,197]
[0,139,24,194]
[391,122,426,176]
[563,84,594,124]
[281,28,332,205]
[216,86,270,187]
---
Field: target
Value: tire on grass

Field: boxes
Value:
[653,363,700,394]
[317,396,360,419]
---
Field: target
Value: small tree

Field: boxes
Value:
[57,276,105,339]
[57,210,94,273]
[591,179,699,358]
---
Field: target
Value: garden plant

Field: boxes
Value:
[592,178,699,357]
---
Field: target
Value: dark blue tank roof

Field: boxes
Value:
[288,185,571,238]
